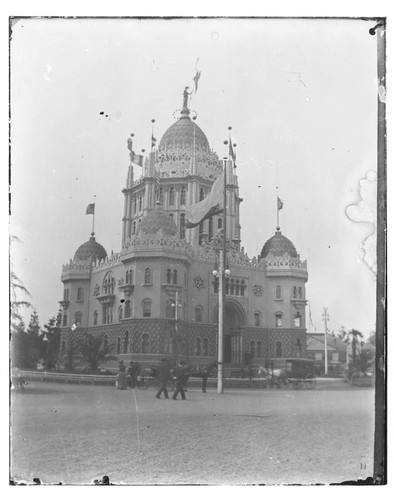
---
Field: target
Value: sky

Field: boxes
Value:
[10,17,380,337]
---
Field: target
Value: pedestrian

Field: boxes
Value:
[155,358,171,399]
[127,361,139,388]
[117,361,127,390]
[172,361,188,400]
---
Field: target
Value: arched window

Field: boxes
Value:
[142,334,150,353]
[167,269,172,284]
[275,341,283,358]
[74,311,83,325]
[240,280,246,296]
[63,288,69,301]
[257,341,262,358]
[202,338,209,356]
[118,306,123,322]
[173,269,178,284]
[195,306,203,323]
[103,335,108,351]
[180,213,186,239]
[142,299,152,317]
[294,312,302,328]
[208,217,213,240]
[195,337,201,356]
[293,286,297,299]
[159,187,164,205]
[117,336,121,355]
[103,272,114,295]
[77,287,83,301]
[199,188,205,201]
[62,313,67,327]
[169,187,175,205]
[124,300,131,318]
[298,287,302,299]
[144,268,152,285]
[139,193,143,211]
[296,338,302,357]
[218,218,222,229]
[275,312,283,327]
[180,186,187,205]
[93,310,98,326]
[123,331,129,353]
[132,221,136,234]
[133,197,137,212]
[166,300,175,319]
[254,311,261,327]
[250,341,255,358]
[61,340,65,354]
[276,285,282,300]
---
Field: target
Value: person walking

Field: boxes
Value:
[172,361,188,400]
[155,358,171,399]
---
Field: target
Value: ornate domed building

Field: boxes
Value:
[58,88,308,372]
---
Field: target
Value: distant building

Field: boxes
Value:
[58,88,309,370]
[306,333,347,376]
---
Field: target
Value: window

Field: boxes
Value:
[133,197,137,213]
[240,280,246,296]
[173,269,178,284]
[296,338,302,357]
[294,312,302,328]
[257,341,262,358]
[315,352,323,361]
[142,334,150,353]
[195,306,203,323]
[144,268,152,285]
[180,213,186,239]
[62,314,67,327]
[250,341,255,358]
[166,300,175,319]
[159,187,164,205]
[275,341,283,358]
[254,311,261,327]
[199,188,205,201]
[132,220,136,234]
[332,352,339,362]
[93,310,98,326]
[103,304,113,324]
[218,218,222,229]
[293,286,297,299]
[276,285,282,300]
[74,311,83,325]
[103,272,114,295]
[117,337,121,355]
[180,186,187,205]
[167,268,172,284]
[203,338,209,356]
[125,300,131,318]
[77,287,83,301]
[139,193,143,211]
[63,289,69,301]
[118,306,123,321]
[209,217,213,240]
[169,187,175,205]
[213,276,219,293]
[195,337,201,356]
[299,287,302,299]
[126,270,133,284]
[142,299,152,317]
[123,332,129,353]
[275,312,283,327]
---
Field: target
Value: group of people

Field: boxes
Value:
[155,359,188,400]
[117,360,141,390]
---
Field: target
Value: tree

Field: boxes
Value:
[339,328,365,375]
[10,270,32,331]
[24,311,42,368]
[40,311,62,370]
[79,332,110,373]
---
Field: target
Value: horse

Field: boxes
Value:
[258,365,287,388]
[11,367,27,390]
[185,361,218,392]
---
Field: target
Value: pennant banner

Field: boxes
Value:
[185,172,224,228]
[86,203,95,215]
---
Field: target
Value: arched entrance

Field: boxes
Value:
[214,300,246,365]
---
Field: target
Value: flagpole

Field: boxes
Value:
[276,186,280,230]
[92,206,95,236]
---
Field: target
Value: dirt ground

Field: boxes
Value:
[10,381,375,485]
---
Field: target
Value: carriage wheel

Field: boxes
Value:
[304,374,316,390]
[292,379,302,390]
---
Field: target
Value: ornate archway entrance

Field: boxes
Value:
[219,300,246,365]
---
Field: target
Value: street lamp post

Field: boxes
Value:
[322,308,330,376]
[42,334,49,370]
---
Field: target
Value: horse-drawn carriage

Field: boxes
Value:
[259,358,316,389]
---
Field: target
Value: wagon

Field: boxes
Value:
[284,358,317,389]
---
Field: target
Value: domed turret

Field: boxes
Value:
[159,116,210,153]
[139,204,178,236]
[74,235,107,262]
[260,230,298,259]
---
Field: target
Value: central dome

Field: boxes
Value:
[159,115,210,153]
[139,205,178,236]
[74,235,107,262]
[260,230,298,259]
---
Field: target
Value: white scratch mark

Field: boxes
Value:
[44,64,52,81]
[378,84,386,103]
[131,388,142,453]
[345,170,377,275]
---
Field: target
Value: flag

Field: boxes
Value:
[229,138,236,167]
[193,58,201,93]
[151,134,157,148]
[86,203,95,215]
[185,172,224,228]
[132,154,144,167]
[277,197,284,210]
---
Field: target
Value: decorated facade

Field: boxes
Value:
[58,89,308,370]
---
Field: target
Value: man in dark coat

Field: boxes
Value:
[172,361,188,400]
[155,359,171,399]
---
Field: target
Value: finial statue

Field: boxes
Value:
[183,86,192,109]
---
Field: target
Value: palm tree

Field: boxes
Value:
[339,328,364,374]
